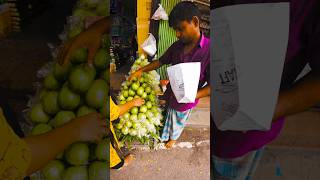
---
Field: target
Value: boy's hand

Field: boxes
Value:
[70,113,107,142]
[132,98,145,106]
[58,27,102,65]
[129,69,143,81]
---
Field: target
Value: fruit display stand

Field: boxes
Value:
[114,55,164,148]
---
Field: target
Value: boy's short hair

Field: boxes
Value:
[169,1,201,28]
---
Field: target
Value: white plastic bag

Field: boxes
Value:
[211,3,290,131]
[141,33,157,56]
[151,4,168,20]
[167,62,201,103]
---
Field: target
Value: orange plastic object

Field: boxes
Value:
[160,80,169,86]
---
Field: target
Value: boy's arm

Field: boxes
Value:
[118,98,145,116]
[129,60,162,81]
[196,85,210,99]
[88,17,111,34]
[25,122,79,175]
[129,41,176,81]
[273,12,320,121]
[196,59,211,99]
[59,17,111,65]
[273,71,320,121]
[25,113,106,175]
[140,60,162,72]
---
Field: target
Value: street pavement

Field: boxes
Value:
[110,127,211,180]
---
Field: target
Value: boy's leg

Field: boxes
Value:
[170,108,192,140]
[245,148,264,180]
[160,108,173,142]
[164,108,192,148]
[213,148,264,180]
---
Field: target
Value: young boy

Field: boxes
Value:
[110,97,145,169]
[212,0,320,179]
[130,1,210,148]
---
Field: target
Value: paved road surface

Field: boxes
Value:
[111,127,211,180]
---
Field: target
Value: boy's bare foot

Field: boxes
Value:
[165,140,176,149]
[123,154,135,167]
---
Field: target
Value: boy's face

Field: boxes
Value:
[173,17,200,44]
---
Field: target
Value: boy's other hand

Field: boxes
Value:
[58,28,102,65]
[128,69,143,81]
[132,98,145,107]
[70,113,107,142]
